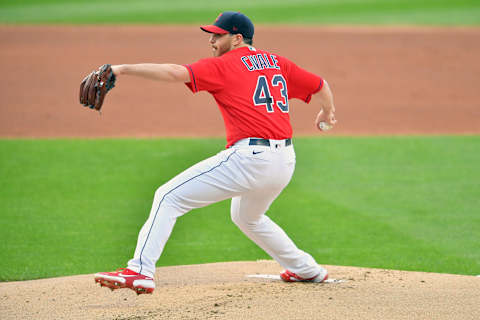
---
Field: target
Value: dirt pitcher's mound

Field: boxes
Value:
[0,261,478,320]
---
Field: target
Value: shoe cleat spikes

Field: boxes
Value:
[135,288,146,295]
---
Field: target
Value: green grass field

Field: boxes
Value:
[0,0,479,25]
[1,0,479,282]
[1,137,479,281]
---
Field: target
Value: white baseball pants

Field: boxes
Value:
[127,138,322,279]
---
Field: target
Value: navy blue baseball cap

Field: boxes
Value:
[200,11,254,39]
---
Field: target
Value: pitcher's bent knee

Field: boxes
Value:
[231,211,264,232]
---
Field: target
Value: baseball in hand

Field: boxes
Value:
[318,121,332,131]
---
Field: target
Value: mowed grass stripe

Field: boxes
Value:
[0,0,479,24]
[0,136,478,281]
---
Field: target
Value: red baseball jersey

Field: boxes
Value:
[185,46,323,147]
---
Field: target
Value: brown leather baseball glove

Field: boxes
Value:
[79,64,116,111]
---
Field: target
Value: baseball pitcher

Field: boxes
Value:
[84,12,337,295]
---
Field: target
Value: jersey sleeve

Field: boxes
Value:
[184,57,225,94]
[280,57,323,103]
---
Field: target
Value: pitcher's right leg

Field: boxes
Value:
[231,192,325,280]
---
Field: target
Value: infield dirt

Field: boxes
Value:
[0,26,479,137]
[0,26,479,319]
[1,261,479,320]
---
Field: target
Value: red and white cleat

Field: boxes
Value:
[94,268,155,295]
[280,267,328,283]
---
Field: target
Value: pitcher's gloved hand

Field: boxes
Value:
[79,64,116,111]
